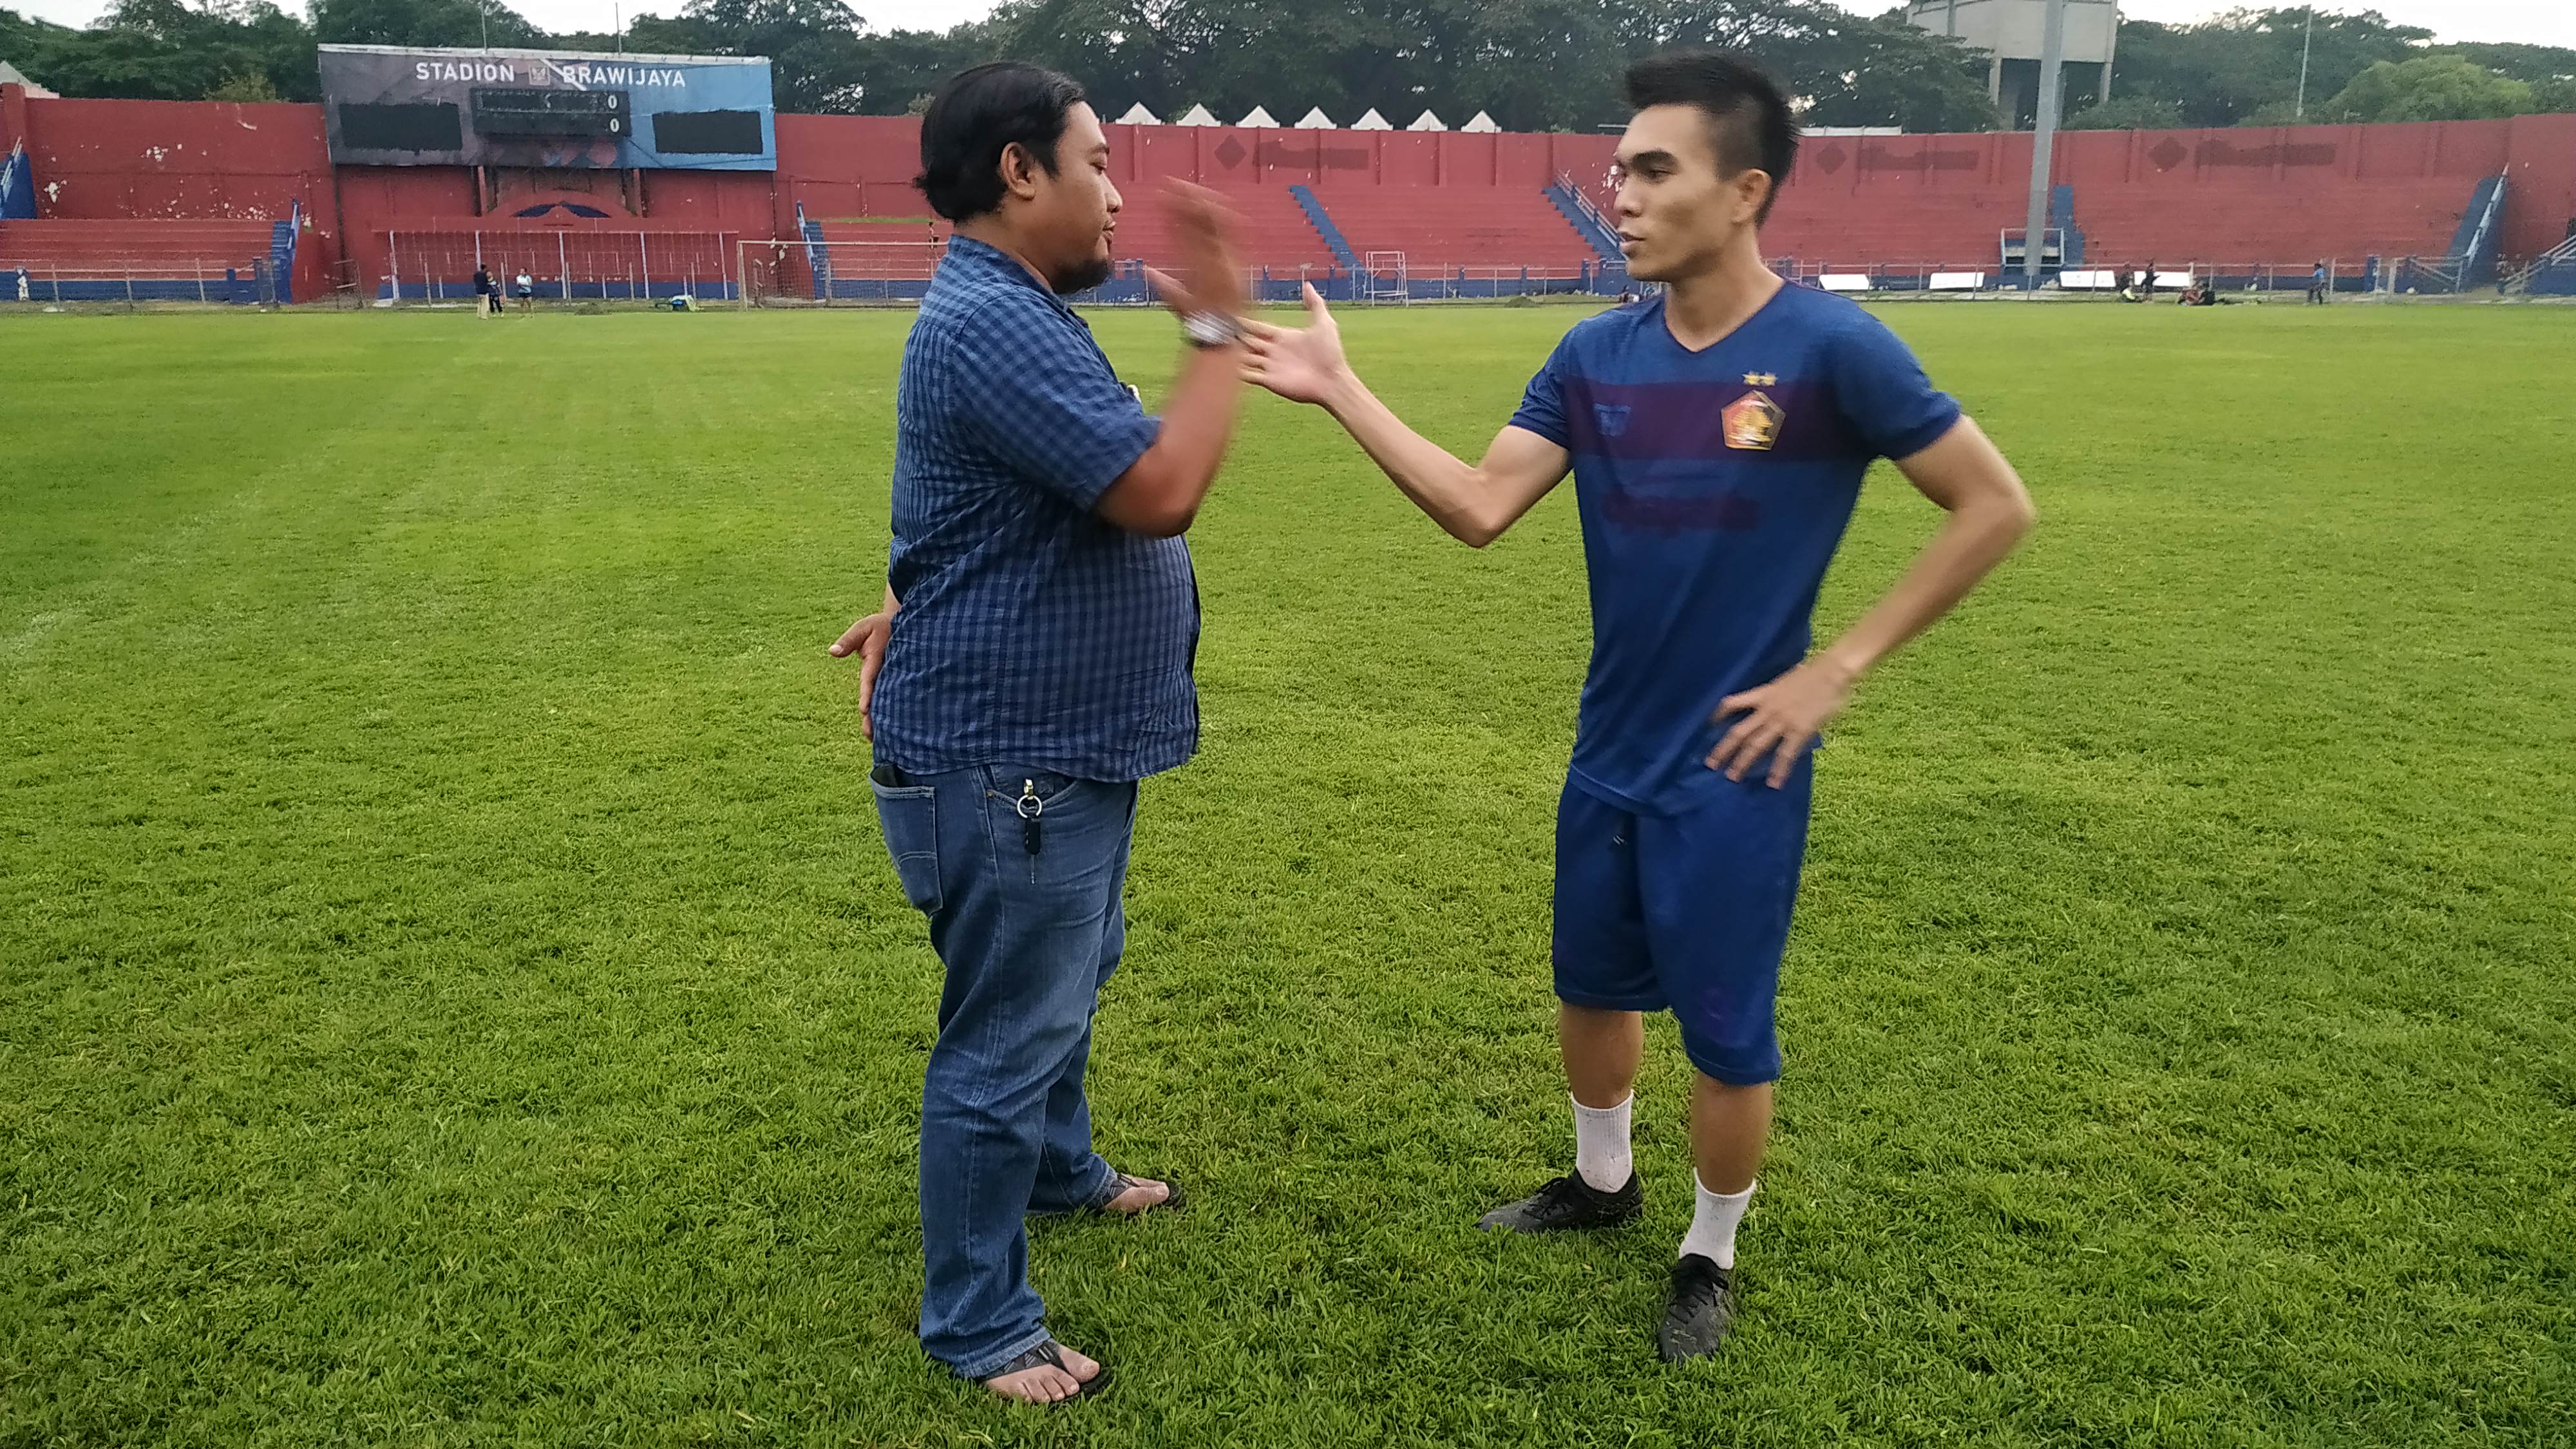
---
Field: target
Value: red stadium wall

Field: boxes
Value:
[6,84,2574,295]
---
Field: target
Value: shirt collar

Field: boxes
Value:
[941,235,1078,317]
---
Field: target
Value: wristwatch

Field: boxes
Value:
[1181,310,1245,348]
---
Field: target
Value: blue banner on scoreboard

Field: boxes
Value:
[317,45,776,171]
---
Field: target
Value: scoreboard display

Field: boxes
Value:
[471,87,629,138]
[317,45,775,172]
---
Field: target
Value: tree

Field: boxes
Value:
[2063,94,2184,130]
[2108,8,2430,129]
[308,0,542,50]
[2318,56,2534,124]
[11,0,323,103]
[206,68,279,100]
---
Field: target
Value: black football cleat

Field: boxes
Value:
[1656,1253,1738,1363]
[1475,1171,1643,1233]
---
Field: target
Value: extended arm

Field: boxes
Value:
[1245,284,1568,547]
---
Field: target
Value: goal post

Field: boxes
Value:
[737,238,946,307]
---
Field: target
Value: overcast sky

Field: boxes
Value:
[14,0,2576,52]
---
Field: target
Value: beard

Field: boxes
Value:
[1052,251,1115,295]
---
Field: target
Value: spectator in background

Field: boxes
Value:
[2141,261,2159,301]
[472,264,495,316]
[2308,260,2329,305]
[514,270,536,312]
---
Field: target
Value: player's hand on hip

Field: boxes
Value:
[828,612,893,742]
[1707,658,1857,788]
[1144,179,1247,318]
[1240,283,1350,404]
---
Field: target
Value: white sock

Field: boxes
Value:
[1571,1093,1633,1191]
[1678,1174,1755,1269]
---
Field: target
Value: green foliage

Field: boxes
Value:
[3,303,2574,1444]
[2320,55,2537,124]
[6,0,321,102]
[204,66,277,100]
[307,0,541,49]
[2109,7,2430,128]
[2061,93,2184,130]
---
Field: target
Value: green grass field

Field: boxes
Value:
[4,301,2572,1448]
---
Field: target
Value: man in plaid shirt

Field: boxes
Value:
[829,62,1249,1406]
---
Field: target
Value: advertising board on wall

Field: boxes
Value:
[317,45,776,171]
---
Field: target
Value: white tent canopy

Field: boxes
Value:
[1114,102,1162,125]
[1294,106,1336,129]
[1237,105,1278,128]
[1173,103,1220,126]
[1406,109,1447,131]
[1461,110,1500,133]
[1350,108,1393,130]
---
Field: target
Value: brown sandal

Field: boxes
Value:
[1099,1172,1184,1217]
[976,1340,1110,1405]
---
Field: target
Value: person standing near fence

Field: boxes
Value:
[828,61,1253,1406]
[2309,260,2328,305]
[514,270,535,312]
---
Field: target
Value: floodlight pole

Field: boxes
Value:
[2296,8,2315,120]
[2021,0,2069,292]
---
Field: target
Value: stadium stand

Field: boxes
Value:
[3,79,2572,303]
[1314,186,1602,276]
[0,215,283,301]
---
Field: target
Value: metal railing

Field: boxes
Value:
[1,257,274,305]
[381,229,740,303]
[2503,234,2576,294]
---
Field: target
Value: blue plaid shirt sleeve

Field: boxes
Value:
[951,292,1162,509]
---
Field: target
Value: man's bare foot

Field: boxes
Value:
[980,1341,1103,1405]
[1103,1174,1176,1216]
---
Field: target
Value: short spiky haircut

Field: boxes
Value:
[1623,50,1799,225]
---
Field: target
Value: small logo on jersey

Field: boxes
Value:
[1743,372,1778,386]
[1592,403,1631,438]
[1723,390,1785,451]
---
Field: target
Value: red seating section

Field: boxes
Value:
[1110,184,1338,273]
[1321,187,1597,272]
[0,216,272,274]
[2069,184,2468,266]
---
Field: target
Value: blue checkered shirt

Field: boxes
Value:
[870,236,1198,782]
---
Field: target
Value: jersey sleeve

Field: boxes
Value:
[1505,332,1577,448]
[1831,313,1962,461]
[952,294,1162,509]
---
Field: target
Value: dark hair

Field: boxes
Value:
[1624,50,1798,225]
[913,62,1088,222]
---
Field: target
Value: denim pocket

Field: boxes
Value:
[868,778,942,913]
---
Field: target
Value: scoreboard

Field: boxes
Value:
[317,46,775,172]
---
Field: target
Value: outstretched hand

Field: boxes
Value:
[1142,179,1246,319]
[1241,283,1350,404]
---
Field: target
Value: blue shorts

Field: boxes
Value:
[1550,761,1814,1085]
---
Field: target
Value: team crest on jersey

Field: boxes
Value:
[1593,402,1632,438]
[1723,389,1785,451]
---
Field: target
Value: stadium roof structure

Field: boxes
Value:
[1172,103,1221,126]
[1406,109,1447,131]
[1350,108,1392,130]
[1461,110,1499,133]
[1294,107,1336,128]
[1237,105,1279,128]
[1115,102,1162,125]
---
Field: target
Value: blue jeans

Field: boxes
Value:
[870,761,1137,1379]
